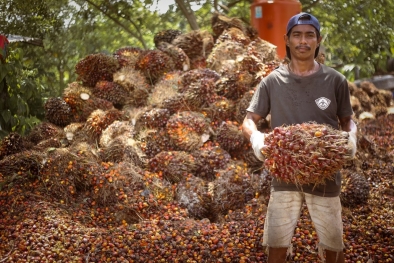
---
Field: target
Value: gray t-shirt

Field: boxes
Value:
[247,64,353,197]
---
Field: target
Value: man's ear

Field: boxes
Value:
[284,34,289,46]
[317,35,323,45]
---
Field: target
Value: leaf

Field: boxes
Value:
[1,110,11,123]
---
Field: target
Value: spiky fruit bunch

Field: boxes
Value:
[378,89,393,106]
[63,122,85,142]
[0,150,44,177]
[261,122,352,185]
[33,137,63,151]
[113,46,142,68]
[180,68,220,88]
[206,41,246,73]
[166,111,210,152]
[211,13,247,39]
[371,92,390,108]
[373,105,388,118]
[148,151,197,183]
[172,30,215,61]
[176,175,213,220]
[360,81,379,97]
[63,82,114,122]
[134,108,171,134]
[44,97,73,127]
[215,68,255,101]
[340,172,370,207]
[235,90,254,123]
[99,120,134,148]
[191,144,231,181]
[353,88,372,111]
[135,50,175,84]
[93,81,129,107]
[216,27,251,45]
[0,132,32,160]
[75,53,119,87]
[27,122,65,145]
[83,109,124,140]
[212,160,256,215]
[215,121,245,152]
[247,39,278,64]
[153,29,183,47]
[113,66,150,92]
[157,42,190,71]
[38,148,81,203]
[140,128,175,159]
[148,71,182,107]
[203,96,235,127]
[158,93,198,114]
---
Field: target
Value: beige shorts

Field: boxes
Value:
[262,191,344,255]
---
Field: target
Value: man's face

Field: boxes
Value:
[285,24,322,60]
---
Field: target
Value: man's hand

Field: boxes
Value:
[250,130,266,161]
[347,131,357,158]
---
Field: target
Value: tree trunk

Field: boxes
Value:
[175,0,199,30]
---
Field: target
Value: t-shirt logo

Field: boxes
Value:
[315,97,331,110]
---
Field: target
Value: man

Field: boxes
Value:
[242,13,357,263]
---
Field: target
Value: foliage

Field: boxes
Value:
[301,0,394,80]
[0,48,42,138]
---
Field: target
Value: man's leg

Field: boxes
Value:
[268,247,288,263]
[326,250,345,263]
[304,193,345,263]
[262,191,304,263]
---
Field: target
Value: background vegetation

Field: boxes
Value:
[1,0,393,138]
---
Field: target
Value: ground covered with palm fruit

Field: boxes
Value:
[0,14,393,263]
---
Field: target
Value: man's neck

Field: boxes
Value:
[288,60,319,76]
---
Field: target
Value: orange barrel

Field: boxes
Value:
[250,0,301,59]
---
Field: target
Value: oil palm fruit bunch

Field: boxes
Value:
[44,97,73,127]
[166,111,211,152]
[340,172,370,207]
[215,121,245,153]
[0,150,44,177]
[191,143,231,181]
[212,160,255,215]
[157,42,190,71]
[211,12,247,40]
[172,30,215,68]
[63,84,114,123]
[148,151,198,183]
[26,122,65,144]
[93,81,129,107]
[83,109,124,140]
[133,108,171,135]
[148,71,182,106]
[203,96,235,129]
[0,132,32,160]
[261,122,352,185]
[135,49,175,84]
[139,128,175,159]
[75,53,119,87]
[153,29,182,48]
[216,27,251,45]
[176,175,213,220]
[180,68,220,88]
[113,46,142,68]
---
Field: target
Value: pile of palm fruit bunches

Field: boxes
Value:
[0,13,393,263]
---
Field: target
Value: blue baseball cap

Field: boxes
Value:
[286,12,321,59]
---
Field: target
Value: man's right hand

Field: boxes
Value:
[250,130,266,161]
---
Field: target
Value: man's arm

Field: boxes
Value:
[338,115,357,133]
[339,115,357,158]
[242,111,263,141]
